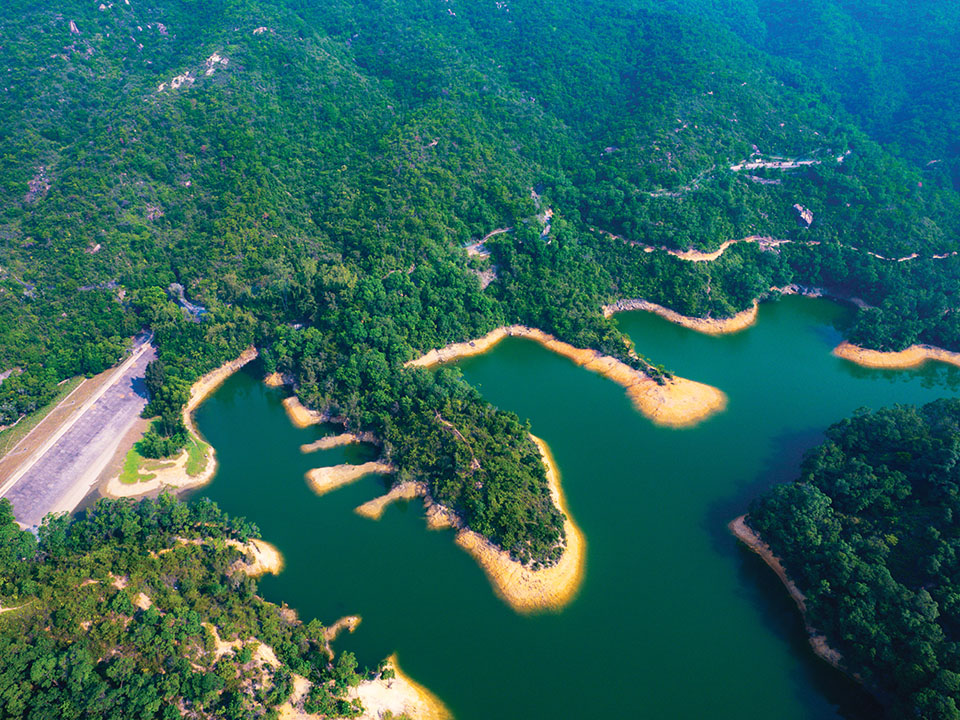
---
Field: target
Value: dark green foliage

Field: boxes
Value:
[0,495,364,720]
[748,400,960,719]
[1,0,959,559]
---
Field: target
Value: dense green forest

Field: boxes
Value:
[0,494,375,719]
[0,0,958,560]
[747,400,960,720]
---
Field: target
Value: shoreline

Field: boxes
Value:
[453,435,585,613]
[729,515,844,671]
[353,437,584,614]
[278,653,450,720]
[354,481,427,520]
[406,325,726,428]
[323,614,361,643]
[604,285,871,338]
[305,460,395,496]
[229,537,284,577]
[102,347,259,500]
[833,341,960,370]
[301,432,377,453]
[350,654,452,720]
[603,298,758,335]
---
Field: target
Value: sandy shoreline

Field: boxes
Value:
[282,396,325,428]
[354,481,427,520]
[454,435,585,613]
[305,460,395,496]
[301,432,376,453]
[603,298,759,335]
[350,654,452,720]
[323,614,361,643]
[407,325,725,428]
[351,437,584,613]
[278,653,449,720]
[102,347,258,500]
[729,515,844,670]
[833,341,960,370]
[229,537,284,577]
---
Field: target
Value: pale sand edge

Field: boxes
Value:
[305,461,395,496]
[278,654,451,720]
[405,325,726,428]
[354,481,426,520]
[161,536,283,578]
[351,437,584,614]
[264,371,290,388]
[729,515,845,672]
[301,432,378,454]
[603,298,759,335]
[227,538,284,577]
[350,654,452,720]
[323,614,361,643]
[833,341,960,370]
[102,347,259,500]
[453,435,585,614]
[282,396,328,428]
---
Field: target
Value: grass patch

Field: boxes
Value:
[185,435,210,477]
[0,377,83,459]
[119,448,158,485]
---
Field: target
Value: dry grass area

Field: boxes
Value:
[0,376,84,460]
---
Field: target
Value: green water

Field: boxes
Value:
[193,296,960,719]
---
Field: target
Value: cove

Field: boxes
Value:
[191,295,960,719]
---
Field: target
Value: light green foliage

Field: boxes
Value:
[0,0,958,559]
[0,495,364,720]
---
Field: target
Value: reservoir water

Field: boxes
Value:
[193,296,960,719]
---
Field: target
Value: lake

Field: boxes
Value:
[193,296,960,719]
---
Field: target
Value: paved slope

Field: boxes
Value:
[0,339,155,530]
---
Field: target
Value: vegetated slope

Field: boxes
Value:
[747,400,960,720]
[1,0,958,560]
[0,495,369,719]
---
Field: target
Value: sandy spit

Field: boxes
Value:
[300,432,378,454]
[102,348,258,500]
[306,461,395,496]
[730,515,844,671]
[833,341,960,370]
[351,654,452,720]
[323,615,361,643]
[355,438,585,613]
[456,436,585,614]
[278,654,450,720]
[282,396,327,428]
[227,538,284,577]
[406,325,725,428]
[354,481,427,520]
[603,298,758,335]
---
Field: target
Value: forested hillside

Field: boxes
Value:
[1,0,958,560]
[747,400,960,719]
[0,495,369,719]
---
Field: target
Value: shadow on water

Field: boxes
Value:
[733,546,885,720]
[705,427,885,720]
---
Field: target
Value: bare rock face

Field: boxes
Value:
[792,203,814,227]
